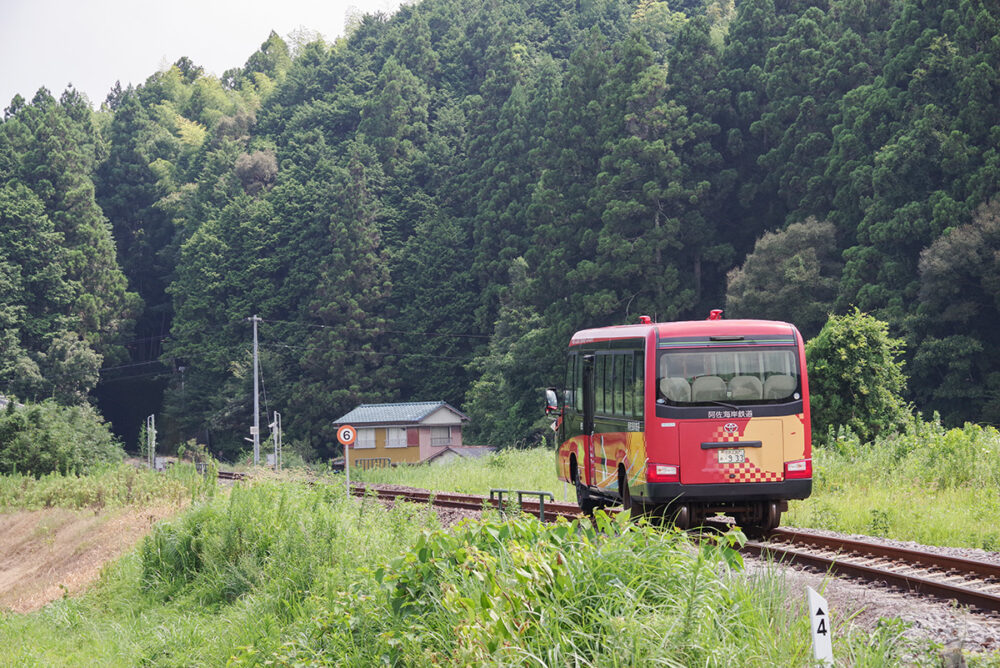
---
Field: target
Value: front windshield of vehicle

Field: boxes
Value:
[656,347,800,405]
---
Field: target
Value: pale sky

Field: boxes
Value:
[1,0,405,110]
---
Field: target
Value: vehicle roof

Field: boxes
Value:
[569,319,798,346]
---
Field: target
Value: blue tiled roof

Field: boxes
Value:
[332,401,469,425]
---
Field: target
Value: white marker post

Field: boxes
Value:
[807,586,834,666]
[337,424,356,493]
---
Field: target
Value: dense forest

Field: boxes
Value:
[1,0,997,459]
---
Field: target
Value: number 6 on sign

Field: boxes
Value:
[337,425,356,447]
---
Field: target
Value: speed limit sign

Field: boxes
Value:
[337,424,356,447]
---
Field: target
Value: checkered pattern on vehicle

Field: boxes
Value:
[711,425,743,442]
[719,461,783,482]
[706,423,783,482]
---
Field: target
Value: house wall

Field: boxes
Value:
[421,406,464,426]
[428,450,462,466]
[417,425,463,461]
[349,427,421,467]
[345,406,467,465]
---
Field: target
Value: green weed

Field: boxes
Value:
[0,478,963,666]
[0,461,214,511]
[787,416,1000,548]
[354,446,566,499]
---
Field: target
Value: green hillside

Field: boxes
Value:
[1,0,998,459]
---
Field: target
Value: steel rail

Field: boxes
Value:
[351,485,583,521]
[748,530,1000,613]
[769,528,1000,580]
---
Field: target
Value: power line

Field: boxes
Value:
[258,317,492,340]
[98,348,235,374]
[99,359,168,373]
[96,370,171,384]
[121,333,169,345]
[260,342,479,362]
[98,321,486,381]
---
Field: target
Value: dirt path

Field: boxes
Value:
[0,504,181,613]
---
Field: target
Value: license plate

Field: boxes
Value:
[717,449,745,464]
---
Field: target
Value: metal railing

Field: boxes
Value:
[355,457,393,470]
[490,489,555,521]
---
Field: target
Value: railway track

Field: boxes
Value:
[214,471,581,520]
[216,470,1000,612]
[350,484,583,522]
[748,528,1000,613]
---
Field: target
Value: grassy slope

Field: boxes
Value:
[0,479,929,666]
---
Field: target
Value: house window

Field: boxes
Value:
[386,427,407,448]
[431,426,452,446]
[355,428,375,449]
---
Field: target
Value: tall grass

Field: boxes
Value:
[786,417,1000,549]
[0,479,441,666]
[0,478,950,665]
[246,511,925,666]
[0,461,218,511]
[355,447,566,499]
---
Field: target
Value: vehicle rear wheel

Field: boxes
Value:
[575,481,597,516]
[629,500,650,520]
[761,501,781,531]
[671,504,691,530]
[737,502,781,536]
[619,469,631,510]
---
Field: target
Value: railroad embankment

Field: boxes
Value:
[0,504,180,612]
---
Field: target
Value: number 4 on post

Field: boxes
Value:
[806,586,833,665]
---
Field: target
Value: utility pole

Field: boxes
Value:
[270,411,282,471]
[146,414,156,470]
[248,315,261,466]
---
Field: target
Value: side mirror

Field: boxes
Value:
[544,388,559,415]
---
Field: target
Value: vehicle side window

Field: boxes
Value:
[621,351,635,417]
[595,355,605,414]
[565,354,576,410]
[634,352,644,418]
[575,355,584,412]
[609,354,620,416]
[579,349,645,418]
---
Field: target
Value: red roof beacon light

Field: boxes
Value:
[708,309,724,321]
[638,315,652,325]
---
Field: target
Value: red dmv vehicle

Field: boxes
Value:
[549,310,812,531]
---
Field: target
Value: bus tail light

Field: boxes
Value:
[784,459,812,479]
[647,463,679,483]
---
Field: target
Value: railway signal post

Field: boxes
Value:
[337,424,356,490]
[807,586,833,665]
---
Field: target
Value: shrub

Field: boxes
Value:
[806,309,910,444]
[139,480,428,607]
[0,399,124,476]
